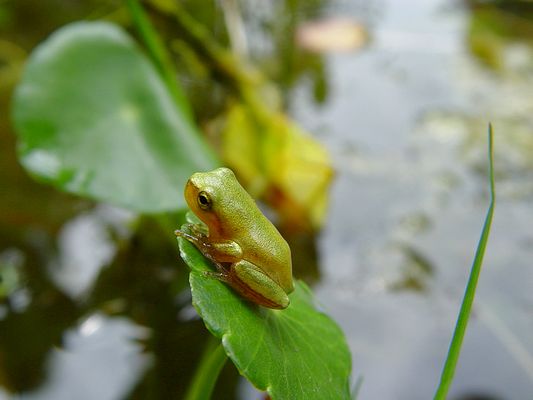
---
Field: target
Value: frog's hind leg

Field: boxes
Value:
[229,261,290,309]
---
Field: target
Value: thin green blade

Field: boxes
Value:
[434,124,496,399]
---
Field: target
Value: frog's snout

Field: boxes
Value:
[183,178,198,208]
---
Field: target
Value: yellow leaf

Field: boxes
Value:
[221,103,333,231]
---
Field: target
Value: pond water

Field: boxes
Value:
[1,0,533,399]
[293,0,533,399]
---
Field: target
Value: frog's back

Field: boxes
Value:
[216,170,293,293]
[239,208,293,293]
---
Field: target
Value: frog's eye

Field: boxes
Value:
[197,191,212,210]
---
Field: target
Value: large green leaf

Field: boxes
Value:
[177,227,352,400]
[12,22,217,212]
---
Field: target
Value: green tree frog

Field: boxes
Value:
[175,167,294,309]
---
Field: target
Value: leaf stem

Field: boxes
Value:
[146,0,265,102]
[125,0,192,117]
[184,336,228,400]
[434,124,496,399]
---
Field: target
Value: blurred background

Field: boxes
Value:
[1,0,533,399]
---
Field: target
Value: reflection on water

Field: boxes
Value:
[19,314,152,400]
[50,206,134,298]
[292,0,533,399]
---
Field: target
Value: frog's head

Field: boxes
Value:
[184,167,237,235]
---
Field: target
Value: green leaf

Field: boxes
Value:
[177,228,352,400]
[12,22,217,212]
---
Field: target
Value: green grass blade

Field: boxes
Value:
[434,124,495,399]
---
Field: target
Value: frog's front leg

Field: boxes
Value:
[229,260,290,309]
[174,223,207,243]
[175,228,242,263]
[175,228,242,280]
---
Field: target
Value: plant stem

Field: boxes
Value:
[351,375,364,400]
[146,0,264,96]
[434,124,495,399]
[125,0,192,118]
[184,336,228,400]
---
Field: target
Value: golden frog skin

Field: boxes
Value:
[175,167,294,309]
